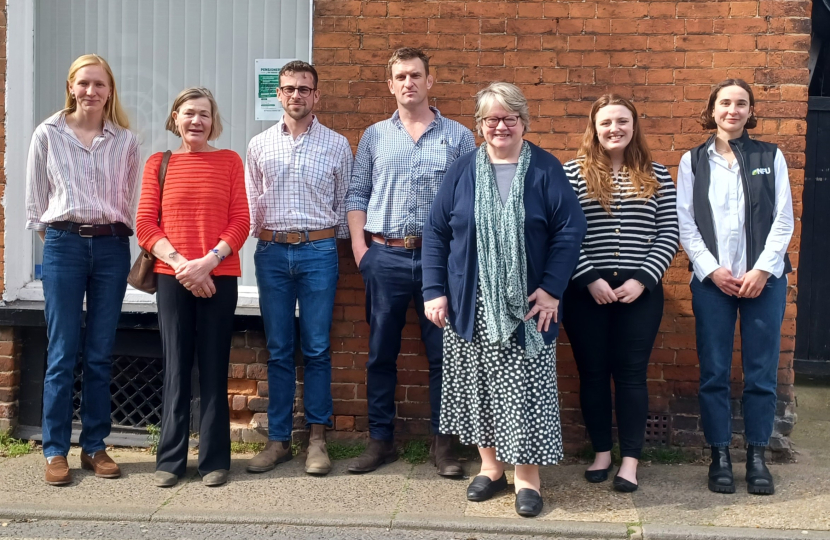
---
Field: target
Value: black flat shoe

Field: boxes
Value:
[612,474,638,493]
[466,473,508,502]
[515,488,544,517]
[584,462,615,483]
[746,445,774,495]
[708,446,736,494]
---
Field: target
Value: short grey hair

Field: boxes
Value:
[474,82,530,136]
[165,87,223,140]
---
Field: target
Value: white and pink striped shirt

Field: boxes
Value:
[25,112,140,231]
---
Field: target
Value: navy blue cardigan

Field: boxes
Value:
[422,142,587,346]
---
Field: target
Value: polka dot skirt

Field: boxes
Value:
[439,293,564,466]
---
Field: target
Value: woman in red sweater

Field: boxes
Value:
[136,87,249,488]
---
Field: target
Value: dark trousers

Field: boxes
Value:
[562,282,664,459]
[155,274,237,477]
[359,242,443,441]
[691,275,786,447]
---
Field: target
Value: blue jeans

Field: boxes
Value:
[41,228,130,458]
[691,274,787,447]
[359,242,443,441]
[255,237,338,441]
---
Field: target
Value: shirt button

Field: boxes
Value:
[615,229,620,234]
[615,252,619,256]
[617,205,622,210]
[613,271,618,276]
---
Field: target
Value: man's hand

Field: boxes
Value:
[709,267,743,296]
[587,278,618,305]
[614,279,645,304]
[738,269,770,299]
[353,242,369,268]
[424,296,449,328]
[525,288,559,333]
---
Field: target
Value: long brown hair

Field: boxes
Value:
[699,78,757,130]
[64,54,130,129]
[577,94,659,213]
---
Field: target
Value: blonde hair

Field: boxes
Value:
[64,54,130,129]
[577,94,659,213]
[165,87,223,140]
[474,82,531,136]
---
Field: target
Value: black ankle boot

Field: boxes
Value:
[708,446,735,494]
[746,445,774,495]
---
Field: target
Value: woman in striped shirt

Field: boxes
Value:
[562,95,678,492]
[136,87,249,489]
[25,54,140,486]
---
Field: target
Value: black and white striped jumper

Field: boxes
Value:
[562,158,679,290]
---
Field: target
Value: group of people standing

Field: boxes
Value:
[26,48,793,517]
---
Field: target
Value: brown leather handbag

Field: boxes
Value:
[127,150,172,294]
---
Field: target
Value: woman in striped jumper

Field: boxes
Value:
[562,95,678,492]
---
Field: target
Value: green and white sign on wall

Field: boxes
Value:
[255,59,293,121]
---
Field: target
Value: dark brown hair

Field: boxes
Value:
[280,60,318,88]
[577,94,659,213]
[387,47,430,76]
[699,78,757,130]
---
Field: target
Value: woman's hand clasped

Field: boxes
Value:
[587,278,618,305]
[613,279,645,304]
[175,256,219,298]
[425,296,449,328]
[525,288,559,333]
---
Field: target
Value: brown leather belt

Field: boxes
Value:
[371,234,422,249]
[49,221,133,237]
[259,227,335,244]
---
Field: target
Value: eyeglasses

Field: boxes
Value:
[482,115,520,128]
[279,86,316,97]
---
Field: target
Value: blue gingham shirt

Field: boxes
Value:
[345,107,476,238]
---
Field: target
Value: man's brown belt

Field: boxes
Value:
[371,234,422,249]
[259,228,335,244]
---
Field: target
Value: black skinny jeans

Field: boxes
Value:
[155,274,237,477]
[562,281,663,459]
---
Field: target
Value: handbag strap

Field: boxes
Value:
[157,150,172,223]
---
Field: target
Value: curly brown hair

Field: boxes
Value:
[699,79,757,130]
[577,94,659,214]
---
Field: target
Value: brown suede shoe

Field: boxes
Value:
[305,424,332,475]
[246,440,292,473]
[347,438,398,474]
[80,450,121,478]
[431,434,464,477]
[45,456,72,486]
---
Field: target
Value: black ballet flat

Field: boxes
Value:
[466,473,508,502]
[515,488,544,517]
[612,474,639,493]
[584,462,615,483]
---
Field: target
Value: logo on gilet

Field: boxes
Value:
[751,167,771,176]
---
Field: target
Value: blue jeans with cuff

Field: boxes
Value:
[691,274,787,448]
[41,227,130,458]
[255,237,339,441]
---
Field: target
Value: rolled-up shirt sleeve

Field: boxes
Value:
[677,151,721,281]
[333,139,354,238]
[25,126,50,231]
[345,128,375,213]
[244,140,265,237]
[752,149,794,277]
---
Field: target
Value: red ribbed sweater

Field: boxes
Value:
[135,150,250,277]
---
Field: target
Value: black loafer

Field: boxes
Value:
[584,462,614,483]
[612,474,638,493]
[466,473,508,502]
[515,488,544,517]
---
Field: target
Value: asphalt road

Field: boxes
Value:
[0,519,576,540]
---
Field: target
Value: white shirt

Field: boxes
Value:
[677,142,794,281]
[25,112,140,230]
[245,115,353,238]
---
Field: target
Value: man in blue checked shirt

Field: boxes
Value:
[345,47,476,476]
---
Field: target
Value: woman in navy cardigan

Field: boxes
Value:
[422,82,586,518]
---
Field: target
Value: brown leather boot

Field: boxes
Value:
[431,434,464,477]
[45,456,72,486]
[246,440,292,473]
[81,450,121,478]
[347,438,397,474]
[305,424,332,475]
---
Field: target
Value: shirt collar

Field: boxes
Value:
[278,114,317,136]
[48,112,115,137]
[390,106,442,129]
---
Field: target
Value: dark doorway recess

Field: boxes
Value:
[795,0,830,379]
